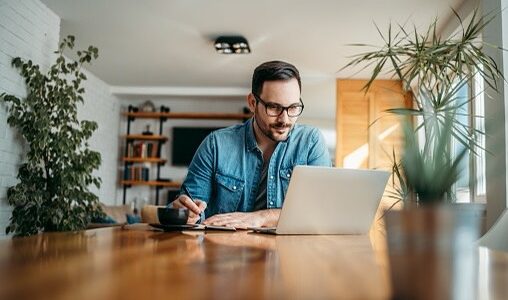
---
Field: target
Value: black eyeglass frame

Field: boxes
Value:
[253,93,305,117]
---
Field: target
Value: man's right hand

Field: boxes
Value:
[171,194,207,224]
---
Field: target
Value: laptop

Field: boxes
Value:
[249,166,390,235]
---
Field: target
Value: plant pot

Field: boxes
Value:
[384,205,482,300]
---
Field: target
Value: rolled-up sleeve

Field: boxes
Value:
[180,132,216,203]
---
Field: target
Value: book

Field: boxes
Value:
[129,142,159,159]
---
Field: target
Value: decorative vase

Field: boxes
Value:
[384,205,482,300]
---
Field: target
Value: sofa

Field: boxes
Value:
[87,204,163,228]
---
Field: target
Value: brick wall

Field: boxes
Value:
[0,0,119,238]
[79,69,120,205]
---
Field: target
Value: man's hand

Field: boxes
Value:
[203,209,280,229]
[171,194,207,224]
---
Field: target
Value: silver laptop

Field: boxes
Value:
[250,166,390,235]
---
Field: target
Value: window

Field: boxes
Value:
[472,71,486,202]
[451,72,486,203]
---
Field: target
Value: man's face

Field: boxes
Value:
[249,78,302,142]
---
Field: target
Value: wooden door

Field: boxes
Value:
[336,80,411,170]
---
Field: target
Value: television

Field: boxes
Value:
[171,127,221,166]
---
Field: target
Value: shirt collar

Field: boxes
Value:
[245,118,258,152]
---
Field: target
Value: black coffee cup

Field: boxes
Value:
[157,207,189,225]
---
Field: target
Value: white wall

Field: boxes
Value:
[483,0,508,228]
[0,0,119,237]
[503,0,508,209]
[299,77,336,159]
[78,68,120,205]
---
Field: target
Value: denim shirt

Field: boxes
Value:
[180,118,331,218]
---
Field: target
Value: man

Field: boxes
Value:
[171,60,331,228]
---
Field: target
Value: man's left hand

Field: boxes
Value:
[203,210,279,229]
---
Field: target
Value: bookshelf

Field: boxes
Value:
[122,105,178,205]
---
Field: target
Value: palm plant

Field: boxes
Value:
[344,9,505,205]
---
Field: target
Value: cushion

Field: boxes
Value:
[126,213,142,224]
[92,215,117,224]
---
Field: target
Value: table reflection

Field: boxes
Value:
[0,226,506,300]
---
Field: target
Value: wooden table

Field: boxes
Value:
[0,226,506,300]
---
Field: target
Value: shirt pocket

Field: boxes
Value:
[214,172,244,213]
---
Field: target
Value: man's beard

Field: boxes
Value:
[254,115,293,142]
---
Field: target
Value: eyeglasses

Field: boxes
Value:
[253,94,304,117]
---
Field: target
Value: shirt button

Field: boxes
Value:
[270,175,274,179]
[233,186,237,190]
[269,201,274,205]
[287,173,291,178]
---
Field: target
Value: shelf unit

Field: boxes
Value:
[122,105,175,205]
[121,105,252,205]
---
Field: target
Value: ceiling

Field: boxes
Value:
[41,0,467,90]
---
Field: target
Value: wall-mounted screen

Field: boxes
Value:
[171,127,221,166]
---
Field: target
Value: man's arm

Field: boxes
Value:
[203,209,281,229]
[170,133,216,223]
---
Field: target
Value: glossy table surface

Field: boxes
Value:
[0,225,506,300]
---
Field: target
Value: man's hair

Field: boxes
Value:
[251,60,301,96]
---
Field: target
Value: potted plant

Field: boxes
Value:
[345,8,504,206]
[0,35,105,237]
[344,9,505,299]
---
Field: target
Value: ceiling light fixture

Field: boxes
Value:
[214,36,250,54]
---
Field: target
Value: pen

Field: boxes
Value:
[182,185,204,222]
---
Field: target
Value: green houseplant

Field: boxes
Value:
[344,9,505,205]
[344,10,505,299]
[0,35,104,236]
